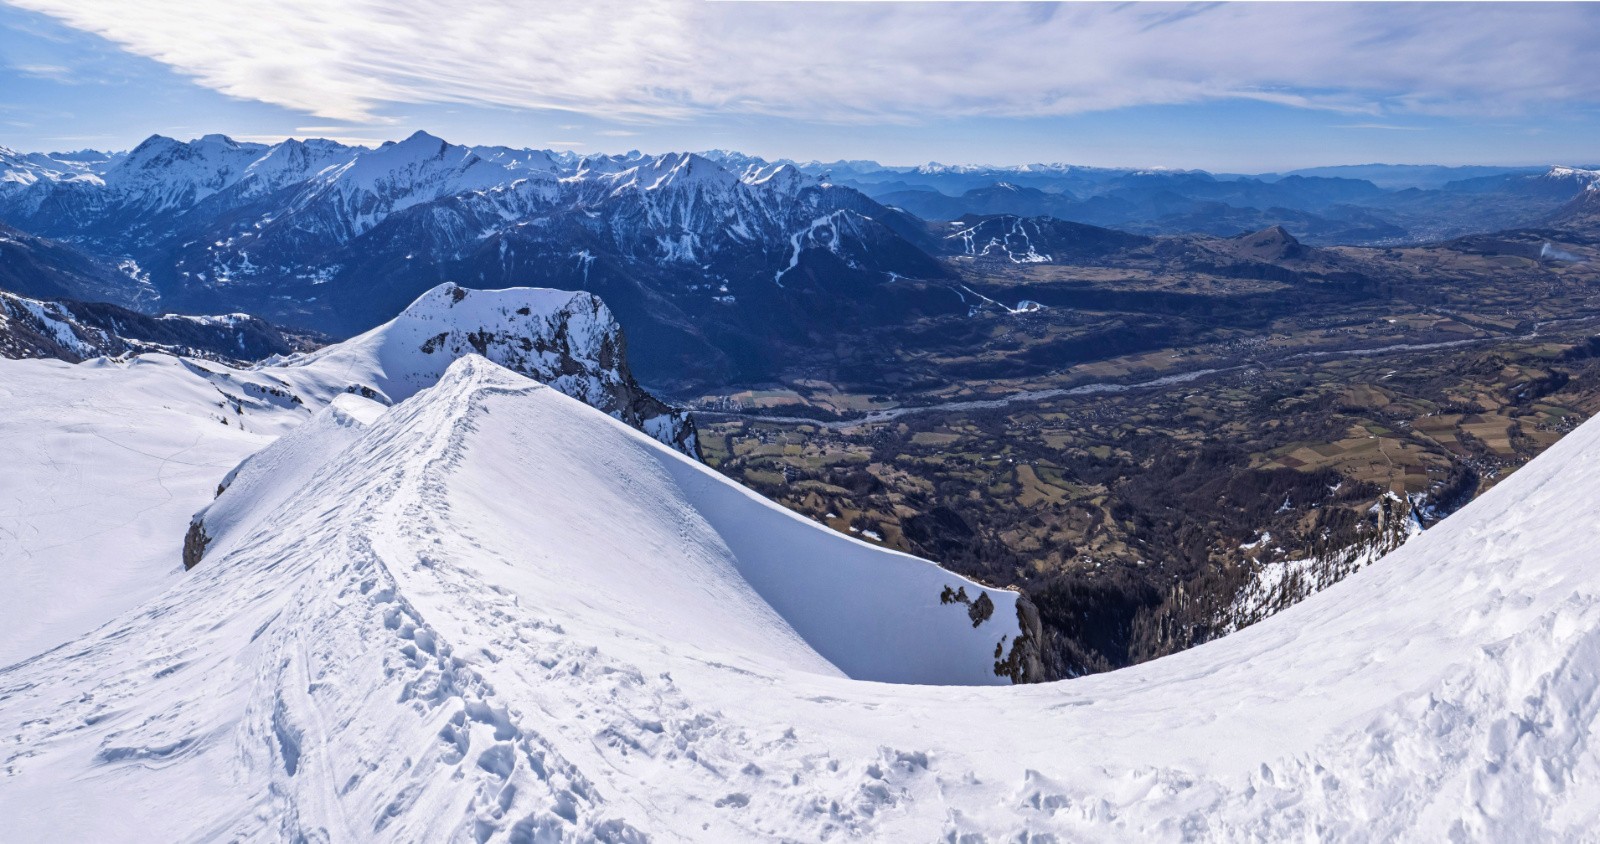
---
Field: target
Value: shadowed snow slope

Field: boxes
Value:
[7,350,1600,839]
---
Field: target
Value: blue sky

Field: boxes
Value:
[2,1,1598,172]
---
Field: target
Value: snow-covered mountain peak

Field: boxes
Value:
[469,144,562,174]
[1544,165,1600,185]
[287,134,506,242]
[650,152,740,190]
[118,133,265,171]
[337,132,483,182]
[196,133,243,147]
[387,129,451,156]
[0,132,952,361]
[240,137,354,192]
[597,151,741,195]
[0,146,66,190]
[278,283,698,453]
[121,133,181,160]
[105,133,272,210]
[742,162,815,193]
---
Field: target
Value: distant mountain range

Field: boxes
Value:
[849,164,1600,243]
[3,133,1598,388]
[0,133,959,388]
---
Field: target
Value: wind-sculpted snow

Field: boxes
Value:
[10,354,1600,837]
[185,393,387,568]
[0,354,288,667]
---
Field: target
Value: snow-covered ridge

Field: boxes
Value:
[0,144,111,193]
[1543,165,1600,191]
[0,132,920,290]
[0,290,98,359]
[0,282,697,665]
[0,354,1034,840]
[195,356,1027,683]
[10,339,1600,837]
[0,288,300,364]
[271,282,698,455]
[3,133,827,237]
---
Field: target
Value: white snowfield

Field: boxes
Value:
[0,354,284,665]
[0,356,1022,840]
[6,340,1600,839]
[0,284,690,666]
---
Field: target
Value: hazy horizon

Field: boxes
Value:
[3,128,1591,176]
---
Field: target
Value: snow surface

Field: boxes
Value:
[7,314,1600,837]
[0,285,693,664]
[0,356,1024,840]
[0,355,292,665]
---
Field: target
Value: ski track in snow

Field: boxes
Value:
[947,217,1050,263]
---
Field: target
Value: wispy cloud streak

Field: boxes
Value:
[7,1,1598,124]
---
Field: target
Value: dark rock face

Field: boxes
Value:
[939,583,1042,684]
[0,289,321,365]
[994,595,1047,684]
[1552,189,1600,231]
[181,519,210,571]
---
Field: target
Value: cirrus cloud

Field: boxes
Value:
[6,0,1599,125]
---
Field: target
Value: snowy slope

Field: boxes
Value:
[0,357,1025,841]
[185,393,387,568]
[0,355,292,666]
[9,349,1600,838]
[0,285,695,665]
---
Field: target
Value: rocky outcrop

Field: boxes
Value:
[181,518,210,571]
[183,284,701,571]
[366,283,700,457]
[1229,224,1308,262]
[994,593,1046,684]
[0,289,318,365]
[945,583,1043,684]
